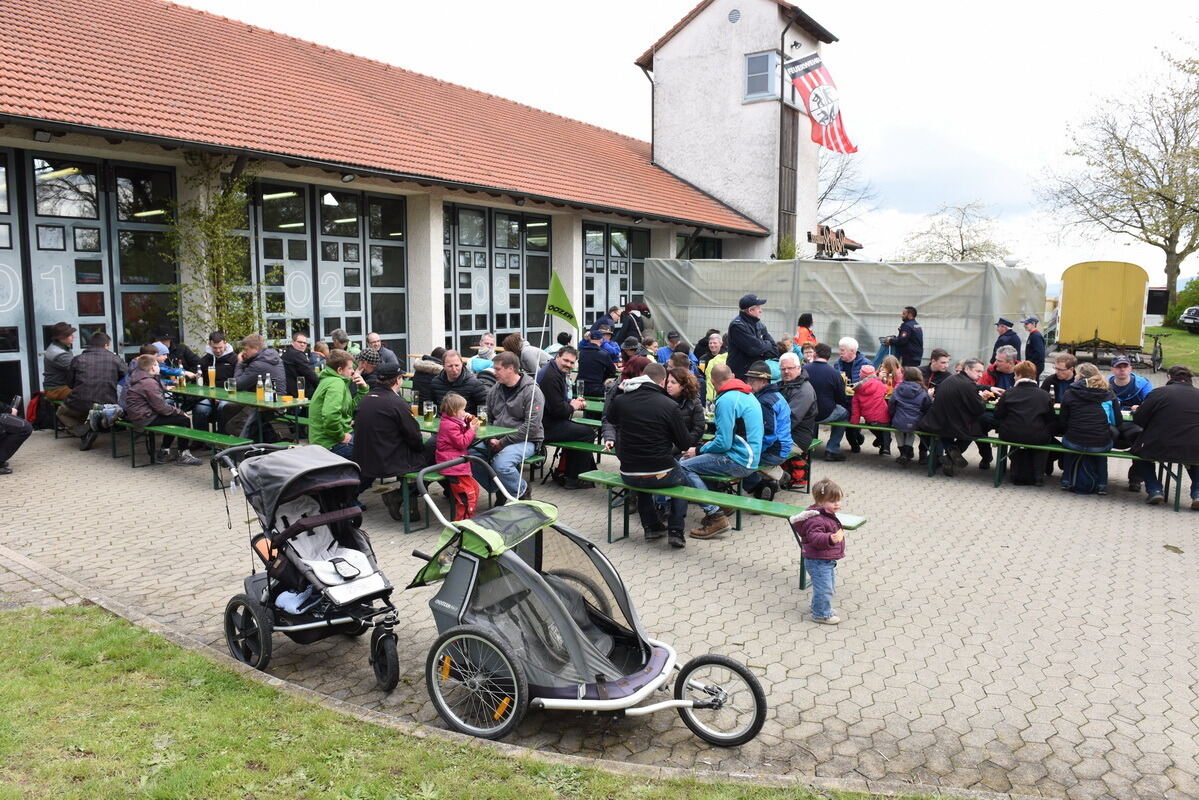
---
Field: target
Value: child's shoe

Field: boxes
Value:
[812,615,841,625]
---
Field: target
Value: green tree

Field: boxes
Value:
[1165,274,1199,326]
[900,202,1011,263]
[167,153,263,342]
[1043,57,1199,306]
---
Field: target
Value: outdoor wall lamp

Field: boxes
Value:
[32,130,52,142]
[340,173,356,183]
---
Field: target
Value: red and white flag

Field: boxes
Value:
[785,53,857,154]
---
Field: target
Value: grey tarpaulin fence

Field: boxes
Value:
[642,259,1046,363]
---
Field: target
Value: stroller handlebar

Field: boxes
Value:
[417,456,509,531]
[212,443,292,474]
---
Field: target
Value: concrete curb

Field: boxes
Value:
[0,543,1039,800]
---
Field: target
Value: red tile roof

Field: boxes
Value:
[635,0,837,71]
[0,0,767,235]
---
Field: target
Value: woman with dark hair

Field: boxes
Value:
[411,346,445,406]
[666,366,706,452]
[501,332,549,376]
[614,302,650,346]
[993,360,1057,485]
[795,313,817,347]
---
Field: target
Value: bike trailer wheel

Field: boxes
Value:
[425,624,528,739]
[674,653,766,746]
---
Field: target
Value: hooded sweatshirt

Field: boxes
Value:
[607,377,691,474]
[485,374,544,448]
[233,347,286,392]
[308,365,363,448]
[699,378,763,469]
[756,381,794,458]
[888,379,932,433]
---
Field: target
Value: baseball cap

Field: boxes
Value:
[1111,355,1131,367]
[739,294,768,310]
[745,360,773,379]
[666,330,681,341]
[375,363,400,381]
[1020,316,1039,325]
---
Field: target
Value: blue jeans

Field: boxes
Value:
[331,439,354,459]
[1060,437,1111,492]
[680,452,755,515]
[805,558,837,618]
[1135,461,1199,500]
[623,465,688,532]
[818,405,849,453]
[191,399,230,435]
[743,448,788,493]
[471,439,536,497]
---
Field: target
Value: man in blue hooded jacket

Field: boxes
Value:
[741,361,793,500]
[679,363,763,539]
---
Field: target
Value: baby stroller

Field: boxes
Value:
[216,444,402,691]
[409,456,767,745]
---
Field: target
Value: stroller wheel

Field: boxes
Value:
[674,654,767,747]
[224,593,273,671]
[426,624,528,739]
[370,628,400,692]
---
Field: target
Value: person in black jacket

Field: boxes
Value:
[666,367,706,453]
[990,318,1022,363]
[993,361,1057,485]
[153,325,201,373]
[281,330,321,397]
[194,331,240,435]
[1039,353,1077,403]
[577,329,617,397]
[607,362,693,549]
[536,347,595,489]
[431,350,488,413]
[352,364,426,509]
[919,359,989,476]
[1058,363,1116,494]
[726,294,777,378]
[884,306,924,367]
[1131,365,1199,506]
[411,348,444,406]
[1021,317,1046,377]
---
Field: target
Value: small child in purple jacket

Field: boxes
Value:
[789,478,846,624]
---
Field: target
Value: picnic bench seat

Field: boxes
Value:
[579,469,866,587]
[112,420,250,488]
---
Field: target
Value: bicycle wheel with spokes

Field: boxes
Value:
[223,593,273,671]
[674,654,766,746]
[425,624,528,739]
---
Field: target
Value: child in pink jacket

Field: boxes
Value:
[789,478,847,624]
[435,392,482,520]
[850,363,892,455]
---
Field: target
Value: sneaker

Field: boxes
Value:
[1096,486,1107,496]
[823,451,846,462]
[689,512,731,539]
[668,530,686,549]
[78,429,98,452]
[0,466,11,475]
[153,448,174,464]
[644,522,667,540]
[939,453,955,477]
[812,615,841,625]
[850,444,861,453]
[87,403,104,432]
[1146,492,1165,505]
[175,449,202,466]
[879,447,892,456]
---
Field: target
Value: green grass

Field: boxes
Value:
[1147,325,1199,372]
[0,606,931,800]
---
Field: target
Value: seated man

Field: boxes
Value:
[1108,353,1154,491]
[353,362,425,506]
[469,351,544,500]
[980,345,1018,390]
[833,337,869,453]
[742,360,793,498]
[281,330,320,397]
[357,346,382,388]
[309,349,368,458]
[804,342,851,461]
[431,350,488,413]
[920,348,952,391]
[0,399,33,476]
[1130,365,1199,508]
[919,358,989,476]
[63,331,127,450]
[778,350,818,464]
[577,327,617,399]
[606,362,692,549]
[535,346,595,489]
[365,331,400,367]
[228,333,287,440]
[194,330,239,435]
[123,354,202,465]
[679,363,763,540]
[152,325,201,374]
[42,321,76,402]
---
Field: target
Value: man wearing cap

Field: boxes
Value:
[153,325,201,373]
[42,321,76,401]
[991,318,1022,363]
[577,327,617,398]
[356,345,382,388]
[1130,365,1199,508]
[656,331,684,364]
[741,360,793,500]
[1022,317,1045,377]
[1108,353,1155,493]
[884,306,924,367]
[353,361,425,504]
[727,294,777,379]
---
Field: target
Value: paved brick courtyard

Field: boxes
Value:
[2,430,1197,799]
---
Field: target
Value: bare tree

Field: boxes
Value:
[1042,59,1199,305]
[900,202,1010,263]
[817,151,877,227]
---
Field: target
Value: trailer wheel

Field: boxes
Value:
[674,654,766,746]
[426,625,528,739]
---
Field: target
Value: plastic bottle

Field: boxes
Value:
[264,375,274,403]
[256,374,265,402]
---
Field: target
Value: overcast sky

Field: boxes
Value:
[178,0,1198,288]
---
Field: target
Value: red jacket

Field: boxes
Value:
[850,377,890,424]
[435,416,477,477]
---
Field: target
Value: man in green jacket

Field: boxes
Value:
[309,350,368,457]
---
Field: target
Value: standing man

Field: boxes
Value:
[471,351,544,501]
[281,330,320,397]
[365,332,400,368]
[991,318,1022,363]
[63,331,127,450]
[679,363,763,539]
[1021,317,1045,377]
[805,343,851,461]
[536,346,596,489]
[577,327,617,398]
[884,306,924,367]
[727,293,777,378]
[606,362,693,549]
[42,321,76,401]
[589,305,622,337]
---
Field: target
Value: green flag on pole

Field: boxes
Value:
[545,271,578,329]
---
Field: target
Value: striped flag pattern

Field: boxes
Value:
[785,53,857,154]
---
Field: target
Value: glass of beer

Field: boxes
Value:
[411,402,420,418]
[423,401,436,423]
[476,408,488,426]
[207,366,217,387]
[224,378,237,394]
[296,376,306,400]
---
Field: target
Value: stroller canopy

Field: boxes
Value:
[237,446,362,528]
[410,500,558,588]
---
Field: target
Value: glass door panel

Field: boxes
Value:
[259,182,313,345]
[112,163,175,353]
[0,150,27,399]
[365,194,407,360]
